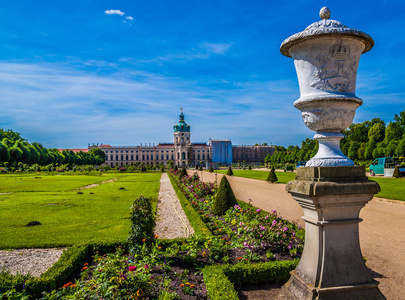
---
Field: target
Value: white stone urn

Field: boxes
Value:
[280,7,374,166]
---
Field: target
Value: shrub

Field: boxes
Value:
[226,166,233,176]
[199,166,203,171]
[209,166,214,173]
[179,166,187,179]
[267,166,278,183]
[173,165,178,172]
[127,196,156,254]
[212,176,237,215]
[248,165,252,170]
[191,172,200,182]
[393,165,401,178]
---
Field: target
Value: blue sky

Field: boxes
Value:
[0,0,404,148]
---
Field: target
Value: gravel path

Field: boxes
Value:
[0,248,65,277]
[197,170,404,300]
[154,173,194,239]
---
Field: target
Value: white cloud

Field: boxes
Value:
[104,10,125,16]
[200,42,233,55]
[126,16,134,20]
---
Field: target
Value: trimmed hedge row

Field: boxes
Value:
[203,259,299,300]
[168,172,213,237]
[0,241,128,298]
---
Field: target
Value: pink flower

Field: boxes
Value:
[128,266,137,272]
[257,209,261,213]
[144,264,149,269]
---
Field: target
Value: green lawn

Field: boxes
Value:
[215,169,296,184]
[369,177,405,201]
[0,172,161,249]
[215,169,405,202]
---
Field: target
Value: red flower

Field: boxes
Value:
[128,266,137,272]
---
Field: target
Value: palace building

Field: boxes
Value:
[87,110,274,168]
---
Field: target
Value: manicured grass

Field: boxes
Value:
[0,172,161,249]
[0,173,120,193]
[369,177,405,201]
[215,169,296,184]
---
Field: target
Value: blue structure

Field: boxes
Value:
[210,139,232,166]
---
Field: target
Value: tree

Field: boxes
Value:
[368,123,385,143]
[212,176,237,215]
[89,148,106,164]
[226,166,233,176]
[0,142,10,162]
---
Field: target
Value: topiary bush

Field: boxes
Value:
[179,166,188,179]
[267,166,278,183]
[209,166,214,173]
[192,172,200,182]
[226,166,233,176]
[127,196,156,254]
[199,166,203,171]
[393,165,401,178]
[212,176,237,215]
[248,165,252,170]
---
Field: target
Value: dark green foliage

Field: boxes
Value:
[202,259,299,300]
[393,165,401,178]
[199,165,203,171]
[173,165,178,172]
[223,260,299,285]
[248,165,252,170]
[160,165,165,172]
[267,167,278,183]
[226,166,233,176]
[127,196,156,254]
[179,166,187,179]
[212,176,237,215]
[191,172,199,182]
[209,166,214,173]
[202,265,239,300]
[141,165,147,172]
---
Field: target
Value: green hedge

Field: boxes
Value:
[203,259,299,300]
[203,265,239,300]
[0,241,131,298]
[168,173,213,237]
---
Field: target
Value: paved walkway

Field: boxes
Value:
[194,170,405,300]
[154,173,194,239]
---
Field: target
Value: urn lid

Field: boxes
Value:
[280,7,374,58]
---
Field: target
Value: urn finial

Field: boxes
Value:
[319,7,331,20]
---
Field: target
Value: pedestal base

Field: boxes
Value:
[283,166,385,300]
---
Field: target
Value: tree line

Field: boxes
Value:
[265,110,405,167]
[0,129,105,170]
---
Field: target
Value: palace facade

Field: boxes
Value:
[87,111,275,168]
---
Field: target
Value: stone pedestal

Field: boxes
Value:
[282,166,385,299]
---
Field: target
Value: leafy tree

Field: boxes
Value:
[0,142,10,162]
[89,148,106,164]
[368,122,385,143]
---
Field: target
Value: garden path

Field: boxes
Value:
[154,173,194,239]
[193,170,405,300]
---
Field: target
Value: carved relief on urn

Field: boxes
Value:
[280,7,374,167]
